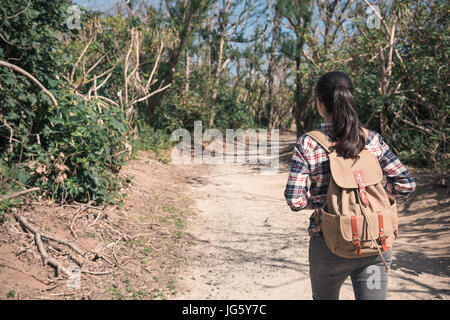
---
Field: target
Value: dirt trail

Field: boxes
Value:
[175,130,449,300]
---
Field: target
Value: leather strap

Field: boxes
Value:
[377,211,388,252]
[357,194,390,272]
[313,209,320,225]
[351,216,362,256]
[354,171,369,206]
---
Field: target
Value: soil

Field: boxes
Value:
[0,130,448,300]
[0,150,206,300]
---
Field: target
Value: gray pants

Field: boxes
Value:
[308,235,393,300]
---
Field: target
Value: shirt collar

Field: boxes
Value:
[316,122,338,141]
[317,122,333,135]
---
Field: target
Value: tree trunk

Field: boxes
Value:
[146,2,196,124]
[185,51,190,93]
[268,12,281,130]
[207,0,232,129]
[293,55,306,138]
[208,29,226,129]
[256,86,266,127]
[267,58,274,130]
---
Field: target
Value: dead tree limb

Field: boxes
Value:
[6,0,31,19]
[40,233,85,257]
[69,202,91,239]
[14,213,71,277]
[0,61,58,106]
[0,187,40,202]
[70,37,94,83]
[12,213,88,277]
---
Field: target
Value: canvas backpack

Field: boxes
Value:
[306,128,398,271]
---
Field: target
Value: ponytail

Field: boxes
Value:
[315,72,365,159]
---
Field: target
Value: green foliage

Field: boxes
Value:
[293,0,448,175]
[154,85,209,133]
[131,118,172,158]
[342,0,449,173]
[1,0,448,217]
[6,290,15,298]
[0,0,130,205]
[0,159,28,220]
[213,89,255,130]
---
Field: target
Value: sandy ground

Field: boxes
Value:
[174,130,449,300]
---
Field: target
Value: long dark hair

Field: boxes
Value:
[315,71,365,159]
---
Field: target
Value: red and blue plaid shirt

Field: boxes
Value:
[284,122,416,237]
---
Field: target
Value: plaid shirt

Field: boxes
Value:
[284,122,416,237]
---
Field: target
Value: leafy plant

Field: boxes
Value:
[0,0,131,206]
[6,290,15,298]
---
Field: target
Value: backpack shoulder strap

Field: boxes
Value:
[305,130,334,153]
[307,127,371,153]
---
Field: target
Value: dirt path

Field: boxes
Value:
[175,130,449,300]
[0,132,447,300]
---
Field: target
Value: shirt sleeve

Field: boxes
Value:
[376,133,416,197]
[284,135,311,211]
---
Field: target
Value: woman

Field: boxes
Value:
[284,71,416,300]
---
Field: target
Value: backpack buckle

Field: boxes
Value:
[353,171,369,206]
[359,190,369,206]
[377,234,387,244]
[377,212,389,252]
[352,237,361,256]
[351,236,360,244]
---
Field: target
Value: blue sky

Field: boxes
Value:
[74,0,120,12]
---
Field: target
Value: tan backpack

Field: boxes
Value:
[307,128,397,271]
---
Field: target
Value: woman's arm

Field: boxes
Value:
[376,134,416,198]
[284,137,311,211]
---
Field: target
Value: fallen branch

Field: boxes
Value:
[6,0,31,19]
[16,238,35,256]
[80,268,118,276]
[88,205,107,227]
[90,248,115,267]
[13,213,76,277]
[70,202,91,239]
[0,187,40,202]
[0,61,58,106]
[41,233,85,257]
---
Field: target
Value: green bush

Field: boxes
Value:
[131,119,172,157]
[153,83,209,133]
[213,90,256,130]
[0,0,130,205]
